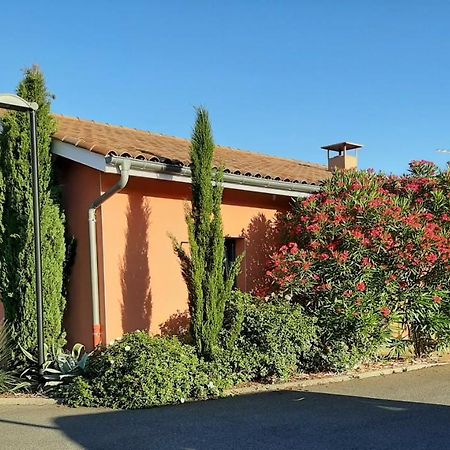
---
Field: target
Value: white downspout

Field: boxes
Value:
[88,160,131,348]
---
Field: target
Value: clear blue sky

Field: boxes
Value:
[1,0,450,174]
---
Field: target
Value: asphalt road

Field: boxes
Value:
[1,364,450,450]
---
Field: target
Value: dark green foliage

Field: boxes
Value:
[173,108,241,359]
[59,376,95,407]
[0,322,14,393]
[0,322,25,393]
[0,66,67,360]
[60,332,223,409]
[220,292,318,382]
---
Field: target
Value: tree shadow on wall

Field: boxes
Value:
[121,196,152,333]
[242,213,282,293]
[159,309,192,343]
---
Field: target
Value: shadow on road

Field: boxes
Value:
[50,390,450,449]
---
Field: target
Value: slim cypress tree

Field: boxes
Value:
[174,108,240,359]
[0,66,67,360]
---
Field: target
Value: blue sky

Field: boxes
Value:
[1,0,450,174]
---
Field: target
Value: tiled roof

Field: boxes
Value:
[53,115,331,185]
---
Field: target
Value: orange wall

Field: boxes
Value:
[61,161,289,349]
[100,175,289,344]
[58,159,103,348]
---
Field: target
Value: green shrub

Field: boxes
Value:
[58,376,95,407]
[221,292,317,382]
[61,332,222,409]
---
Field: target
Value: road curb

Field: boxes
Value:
[0,396,58,406]
[224,361,449,397]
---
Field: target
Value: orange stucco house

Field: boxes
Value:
[48,116,349,349]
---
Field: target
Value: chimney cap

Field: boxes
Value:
[321,142,363,152]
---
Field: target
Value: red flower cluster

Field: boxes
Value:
[262,163,450,349]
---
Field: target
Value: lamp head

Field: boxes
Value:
[0,94,39,112]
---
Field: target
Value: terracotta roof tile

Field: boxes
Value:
[53,115,331,185]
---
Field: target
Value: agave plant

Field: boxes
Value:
[21,342,90,389]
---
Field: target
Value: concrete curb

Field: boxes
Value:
[224,361,449,397]
[0,396,58,406]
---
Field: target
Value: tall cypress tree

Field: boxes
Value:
[0,66,66,360]
[174,108,240,359]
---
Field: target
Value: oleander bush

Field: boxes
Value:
[265,161,450,365]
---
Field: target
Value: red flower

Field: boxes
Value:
[426,253,438,264]
[356,281,366,292]
[337,251,350,263]
[405,182,420,192]
[328,241,339,251]
[380,307,391,318]
[351,229,365,240]
[433,296,442,305]
[370,229,382,239]
[306,223,321,233]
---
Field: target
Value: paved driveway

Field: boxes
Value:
[1,364,450,449]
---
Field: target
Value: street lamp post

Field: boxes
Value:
[0,93,44,377]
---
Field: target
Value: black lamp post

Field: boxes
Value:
[0,94,44,377]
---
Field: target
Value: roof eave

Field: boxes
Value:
[106,155,322,197]
[52,140,323,197]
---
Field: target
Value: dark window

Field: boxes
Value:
[224,238,237,281]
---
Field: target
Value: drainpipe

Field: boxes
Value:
[89,160,131,348]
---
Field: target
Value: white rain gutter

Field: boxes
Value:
[105,155,322,196]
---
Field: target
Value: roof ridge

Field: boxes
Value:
[53,113,327,170]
